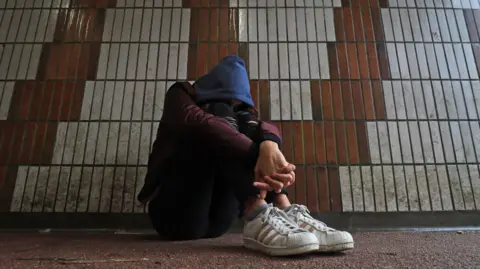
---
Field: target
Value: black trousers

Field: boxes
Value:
[148,136,282,241]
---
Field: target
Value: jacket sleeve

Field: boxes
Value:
[162,82,259,164]
[258,121,282,146]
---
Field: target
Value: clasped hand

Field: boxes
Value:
[253,141,296,199]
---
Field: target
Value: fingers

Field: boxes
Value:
[280,163,296,173]
[271,173,293,184]
[262,176,283,193]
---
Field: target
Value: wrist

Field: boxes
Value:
[259,140,278,155]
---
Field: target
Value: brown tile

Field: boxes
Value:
[286,183,296,205]
[294,167,307,207]
[37,43,100,80]
[70,0,116,7]
[352,8,365,41]
[54,8,106,42]
[371,5,384,41]
[351,81,366,120]
[325,122,337,164]
[183,0,229,7]
[189,8,200,41]
[376,43,390,79]
[361,81,375,120]
[0,166,18,212]
[209,8,220,42]
[187,43,199,80]
[303,122,315,165]
[464,10,479,43]
[378,0,389,8]
[331,81,344,119]
[238,43,249,72]
[218,8,237,42]
[372,80,386,120]
[310,80,322,121]
[328,167,342,212]
[334,8,345,41]
[347,44,360,79]
[335,122,348,164]
[362,7,375,41]
[356,122,370,163]
[343,8,355,41]
[367,43,381,79]
[258,80,270,121]
[0,122,57,164]
[190,8,232,42]
[321,81,334,120]
[191,43,239,78]
[281,122,294,163]
[317,167,330,212]
[327,43,340,79]
[337,44,349,78]
[293,122,304,164]
[314,122,326,165]
[249,80,259,108]
[306,166,319,212]
[357,43,370,79]
[472,44,480,80]
[9,81,85,121]
[341,82,355,120]
[346,121,360,164]
[343,0,385,7]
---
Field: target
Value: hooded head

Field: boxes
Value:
[194,55,254,107]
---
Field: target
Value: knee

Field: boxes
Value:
[148,206,209,240]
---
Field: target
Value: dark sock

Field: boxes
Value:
[246,204,269,221]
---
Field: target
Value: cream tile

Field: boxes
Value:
[405,44,419,79]
[110,167,125,213]
[296,8,307,41]
[432,80,447,119]
[424,44,439,79]
[95,123,109,164]
[436,10,451,42]
[463,82,479,120]
[268,44,279,79]
[409,9,422,42]
[470,122,480,161]
[470,0,480,8]
[288,43,300,79]
[0,82,14,120]
[10,166,27,212]
[473,81,480,120]
[372,166,386,212]
[427,9,441,42]
[458,165,475,210]
[108,82,123,120]
[397,45,410,78]
[51,122,68,164]
[121,82,134,120]
[398,122,413,163]
[403,81,418,119]
[409,122,424,163]
[453,81,469,119]
[459,121,476,163]
[386,43,400,79]
[287,8,298,41]
[257,9,267,42]
[153,82,166,120]
[289,82,301,120]
[279,43,290,79]
[450,122,465,162]
[122,167,138,213]
[388,122,403,164]
[399,8,413,42]
[238,9,247,41]
[43,166,60,212]
[280,81,291,120]
[276,8,288,41]
[116,123,130,164]
[349,166,364,212]
[378,122,392,164]
[76,167,92,212]
[301,81,313,120]
[258,43,269,79]
[393,166,409,211]
[160,9,172,42]
[382,81,396,119]
[429,121,446,163]
[156,43,169,79]
[445,10,460,42]
[128,122,141,165]
[418,9,432,42]
[361,167,375,212]
[65,167,82,212]
[143,82,155,120]
[415,44,429,79]
[439,121,455,163]
[419,122,434,163]
[463,45,479,80]
[442,81,458,119]
[383,166,397,212]
[305,8,316,41]
[266,8,278,41]
[468,165,480,209]
[339,167,353,212]
[0,44,41,80]
[414,166,431,211]
[422,81,437,119]
[436,45,451,79]
[134,167,147,213]
[32,166,49,212]
[7,0,66,8]
[84,123,99,165]
[404,165,420,211]
[318,43,329,79]
[411,81,426,119]
[298,43,311,79]
[248,43,258,78]
[269,81,281,120]
[436,165,453,210]
[248,8,258,41]
[19,167,39,212]
[139,123,152,165]
[392,81,407,119]
[87,167,103,212]
[54,167,71,212]
[367,122,381,164]
[390,9,403,42]
[105,122,120,165]
[444,44,460,79]
[455,10,470,42]
[99,167,115,213]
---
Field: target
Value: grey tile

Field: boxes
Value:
[339,167,353,212]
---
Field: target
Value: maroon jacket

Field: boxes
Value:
[137,82,282,203]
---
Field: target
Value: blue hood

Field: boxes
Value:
[194,55,254,107]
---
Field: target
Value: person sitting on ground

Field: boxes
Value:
[137,55,354,256]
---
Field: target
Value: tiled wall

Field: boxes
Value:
[0,0,480,219]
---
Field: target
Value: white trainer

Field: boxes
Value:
[284,204,354,253]
[243,205,319,256]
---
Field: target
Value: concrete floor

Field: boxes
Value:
[1,231,479,269]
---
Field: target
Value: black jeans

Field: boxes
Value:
[148,136,282,241]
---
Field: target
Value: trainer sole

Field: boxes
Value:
[243,237,319,256]
[317,242,354,253]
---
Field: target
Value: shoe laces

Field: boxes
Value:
[289,204,331,231]
[263,206,302,235]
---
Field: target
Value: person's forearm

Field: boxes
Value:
[163,82,259,165]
